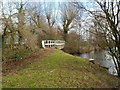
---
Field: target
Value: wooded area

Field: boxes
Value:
[0,0,120,80]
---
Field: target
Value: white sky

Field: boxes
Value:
[1,0,119,33]
[0,0,99,33]
[0,0,95,2]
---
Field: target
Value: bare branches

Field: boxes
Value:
[93,0,120,77]
[44,2,56,30]
[60,2,79,41]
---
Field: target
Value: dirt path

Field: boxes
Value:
[2,48,54,76]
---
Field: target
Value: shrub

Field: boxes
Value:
[3,49,32,61]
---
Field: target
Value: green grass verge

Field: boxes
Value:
[2,49,118,88]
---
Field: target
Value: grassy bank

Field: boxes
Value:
[3,49,118,88]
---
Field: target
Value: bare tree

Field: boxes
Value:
[1,1,40,52]
[15,2,39,50]
[44,2,56,30]
[74,1,120,78]
[1,2,17,50]
[93,0,120,78]
[60,2,79,41]
[84,0,120,77]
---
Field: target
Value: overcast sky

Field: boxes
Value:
[0,0,99,33]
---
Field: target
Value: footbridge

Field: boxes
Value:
[42,40,65,49]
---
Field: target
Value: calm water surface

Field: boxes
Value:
[79,50,118,76]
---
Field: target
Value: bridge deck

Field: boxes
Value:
[42,40,65,49]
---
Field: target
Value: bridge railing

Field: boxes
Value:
[42,40,65,49]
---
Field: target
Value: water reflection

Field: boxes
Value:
[79,50,118,76]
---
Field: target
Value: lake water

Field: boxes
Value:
[79,50,118,76]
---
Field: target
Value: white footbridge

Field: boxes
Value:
[42,40,65,49]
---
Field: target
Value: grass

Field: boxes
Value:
[2,49,118,88]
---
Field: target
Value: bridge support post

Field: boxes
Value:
[42,40,45,48]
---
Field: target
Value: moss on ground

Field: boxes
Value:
[2,49,119,88]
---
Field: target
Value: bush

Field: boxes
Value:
[10,49,32,61]
[63,32,80,54]
[3,49,32,61]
